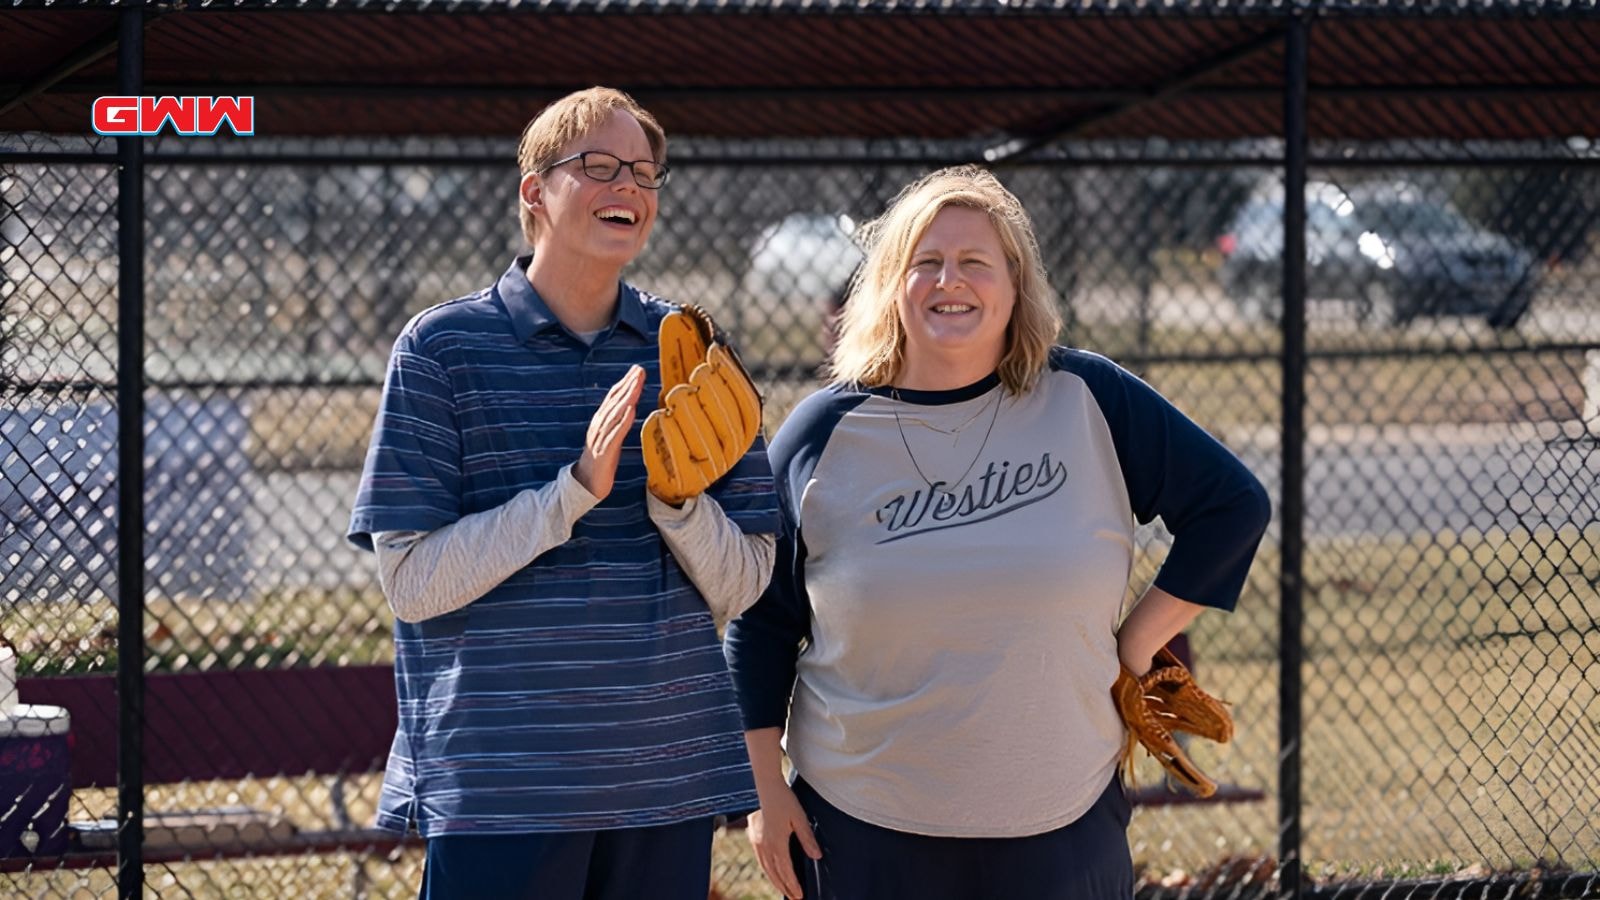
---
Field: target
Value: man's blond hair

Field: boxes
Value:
[828,166,1063,395]
[516,87,666,246]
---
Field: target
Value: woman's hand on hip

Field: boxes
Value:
[747,782,822,900]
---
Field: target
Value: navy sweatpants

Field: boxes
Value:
[419,818,714,900]
[789,775,1134,900]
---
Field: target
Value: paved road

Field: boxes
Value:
[253,423,1596,592]
[1232,422,1598,539]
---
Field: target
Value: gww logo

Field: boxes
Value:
[92,96,255,137]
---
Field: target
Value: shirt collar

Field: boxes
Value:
[868,371,1003,406]
[497,254,650,345]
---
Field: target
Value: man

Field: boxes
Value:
[348,87,779,900]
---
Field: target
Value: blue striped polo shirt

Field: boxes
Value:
[348,256,781,836]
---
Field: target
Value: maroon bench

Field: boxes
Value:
[9,638,1258,872]
[6,665,417,872]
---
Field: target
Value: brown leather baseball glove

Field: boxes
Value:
[642,304,762,505]
[1112,646,1234,798]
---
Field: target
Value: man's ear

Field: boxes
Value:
[519,171,543,210]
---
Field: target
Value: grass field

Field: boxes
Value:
[1134,523,1600,886]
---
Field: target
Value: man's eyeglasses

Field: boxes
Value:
[540,151,670,190]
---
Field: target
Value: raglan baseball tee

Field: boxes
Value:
[725,347,1270,838]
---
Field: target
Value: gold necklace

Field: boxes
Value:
[895,396,995,437]
[889,387,1003,497]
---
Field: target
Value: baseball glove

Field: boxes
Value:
[643,304,763,505]
[1112,646,1234,798]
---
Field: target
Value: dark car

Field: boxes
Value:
[1217,182,1539,330]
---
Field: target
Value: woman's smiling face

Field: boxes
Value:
[897,205,1016,383]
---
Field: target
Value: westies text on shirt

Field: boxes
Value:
[874,452,1069,544]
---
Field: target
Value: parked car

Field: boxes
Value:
[1,397,256,604]
[1217,181,1539,330]
[741,212,863,312]
[740,212,864,365]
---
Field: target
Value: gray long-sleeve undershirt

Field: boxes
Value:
[373,464,775,627]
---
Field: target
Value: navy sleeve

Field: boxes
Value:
[724,525,813,731]
[1052,348,1271,612]
[724,386,865,731]
[347,326,463,551]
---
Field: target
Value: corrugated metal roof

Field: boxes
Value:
[2,1,1596,142]
[7,1,1597,15]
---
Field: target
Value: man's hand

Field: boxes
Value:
[573,365,645,501]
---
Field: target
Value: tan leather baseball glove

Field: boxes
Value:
[643,304,762,505]
[1112,646,1235,798]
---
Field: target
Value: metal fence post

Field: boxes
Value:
[115,7,146,898]
[1279,10,1309,900]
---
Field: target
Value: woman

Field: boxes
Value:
[724,166,1270,900]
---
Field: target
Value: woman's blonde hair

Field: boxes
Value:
[516,87,666,246]
[827,165,1063,395]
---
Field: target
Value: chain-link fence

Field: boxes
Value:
[4,121,1599,900]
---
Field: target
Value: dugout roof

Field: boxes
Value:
[2,0,1598,149]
